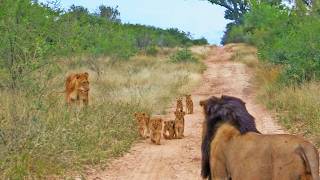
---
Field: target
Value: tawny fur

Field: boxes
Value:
[200,96,319,180]
[134,112,150,138]
[163,120,176,140]
[149,117,163,145]
[174,110,185,139]
[65,72,90,107]
[185,94,193,114]
[176,97,183,112]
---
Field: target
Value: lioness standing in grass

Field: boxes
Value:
[65,72,90,107]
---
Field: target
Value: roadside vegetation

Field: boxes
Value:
[0,0,207,178]
[228,43,320,147]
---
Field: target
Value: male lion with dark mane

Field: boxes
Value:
[65,72,90,106]
[200,95,319,180]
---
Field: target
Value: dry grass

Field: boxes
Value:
[0,52,205,178]
[229,43,320,147]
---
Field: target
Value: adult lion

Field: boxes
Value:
[65,72,90,106]
[200,95,319,180]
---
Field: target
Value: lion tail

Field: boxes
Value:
[296,143,319,180]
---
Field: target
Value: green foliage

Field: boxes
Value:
[170,48,198,63]
[192,38,209,45]
[0,0,206,90]
[224,2,320,84]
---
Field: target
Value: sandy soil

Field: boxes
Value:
[86,46,286,180]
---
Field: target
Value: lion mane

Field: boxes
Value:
[200,95,319,180]
[200,95,260,179]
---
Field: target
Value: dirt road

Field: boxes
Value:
[87,46,285,180]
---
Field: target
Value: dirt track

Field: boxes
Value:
[86,46,285,180]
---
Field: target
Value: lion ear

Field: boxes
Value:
[199,100,206,107]
[84,72,89,77]
[134,112,137,117]
[76,74,80,79]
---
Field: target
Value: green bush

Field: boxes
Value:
[170,48,198,63]
[145,46,158,56]
[224,2,320,85]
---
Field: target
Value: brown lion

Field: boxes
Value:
[174,110,186,139]
[134,112,150,138]
[163,120,175,140]
[65,72,90,106]
[185,94,193,114]
[149,117,163,145]
[176,97,183,112]
[200,95,319,180]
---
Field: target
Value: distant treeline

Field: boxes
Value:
[211,0,320,84]
[0,0,207,89]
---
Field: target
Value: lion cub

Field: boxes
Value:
[134,112,150,138]
[174,110,186,139]
[149,117,163,145]
[185,94,193,114]
[176,97,183,112]
[163,120,176,140]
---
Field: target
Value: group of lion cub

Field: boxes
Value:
[63,72,194,145]
[134,95,193,145]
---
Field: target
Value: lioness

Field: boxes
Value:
[200,95,319,180]
[65,72,90,106]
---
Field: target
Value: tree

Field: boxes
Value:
[207,0,250,23]
[207,0,282,23]
[98,5,121,23]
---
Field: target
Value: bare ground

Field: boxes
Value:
[86,46,286,180]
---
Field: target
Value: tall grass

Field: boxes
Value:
[0,51,205,178]
[229,43,320,146]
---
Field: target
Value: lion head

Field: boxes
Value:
[199,95,260,179]
[76,72,89,92]
[164,121,175,129]
[134,112,146,122]
[150,118,163,131]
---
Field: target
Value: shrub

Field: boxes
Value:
[170,48,198,63]
[145,46,159,56]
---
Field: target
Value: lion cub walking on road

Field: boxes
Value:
[176,97,183,112]
[174,110,186,139]
[185,94,193,114]
[149,117,163,145]
[163,120,176,139]
[134,112,150,138]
